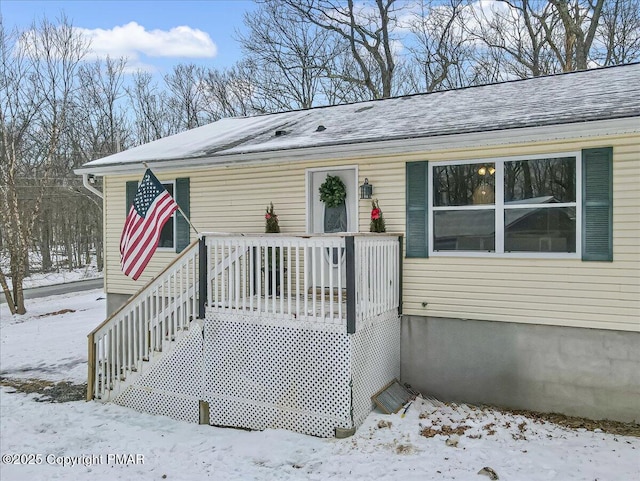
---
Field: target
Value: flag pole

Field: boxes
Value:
[142,162,199,235]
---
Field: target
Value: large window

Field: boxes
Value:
[430,154,580,256]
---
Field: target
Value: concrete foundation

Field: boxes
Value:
[401,315,640,423]
[106,292,132,316]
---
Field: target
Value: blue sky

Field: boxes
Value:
[1,0,257,73]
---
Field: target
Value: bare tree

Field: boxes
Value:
[76,57,130,156]
[544,0,604,71]
[280,0,402,99]
[467,1,559,79]
[201,64,257,118]
[466,0,628,78]
[165,63,213,129]
[237,0,338,110]
[65,56,131,270]
[127,70,178,143]
[407,0,481,92]
[597,0,640,65]
[0,17,88,314]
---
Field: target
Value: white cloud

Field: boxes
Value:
[75,22,217,61]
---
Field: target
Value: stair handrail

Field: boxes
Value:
[87,239,200,401]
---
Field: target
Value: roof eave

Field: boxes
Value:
[74,116,640,177]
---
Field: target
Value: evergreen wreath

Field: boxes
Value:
[319,175,347,208]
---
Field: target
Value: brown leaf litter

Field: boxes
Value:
[0,377,86,403]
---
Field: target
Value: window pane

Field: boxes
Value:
[434,210,495,251]
[159,184,174,248]
[504,157,576,204]
[505,207,576,253]
[433,163,496,206]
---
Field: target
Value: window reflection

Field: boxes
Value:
[504,157,575,203]
[434,210,495,251]
[505,207,576,252]
[433,163,496,206]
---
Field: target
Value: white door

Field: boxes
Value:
[308,168,358,234]
[307,168,358,288]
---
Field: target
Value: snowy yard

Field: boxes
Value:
[1,252,102,290]
[1,290,638,481]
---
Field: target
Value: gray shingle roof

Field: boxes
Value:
[80,63,640,171]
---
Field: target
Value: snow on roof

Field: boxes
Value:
[79,63,640,172]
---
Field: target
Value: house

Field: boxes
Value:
[76,63,640,435]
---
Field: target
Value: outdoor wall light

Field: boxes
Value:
[360,178,373,199]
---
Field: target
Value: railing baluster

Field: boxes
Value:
[271,241,277,315]
[278,245,284,316]
[235,241,241,311]
[338,238,343,321]
[127,312,133,372]
[378,241,383,314]
[320,244,326,320]
[226,240,232,310]
[101,335,107,398]
[166,274,171,340]
[97,335,103,398]
[115,322,121,382]
[121,314,127,373]
[312,245,317,321]
[143,296,149,361]
[303,244,308,320]
[227,240,232,310]
[109,329,114,390]
[329,240,334,323]
[257,245,262,314]
[132,304,138,369]
[170,271,174,332]
[160,279,165,345]
[241,239,247,313]
[295,243,300,319]
[212,239,218,309]
[249,242,254,313]
[287,242,291,317]
[190,250,195,317]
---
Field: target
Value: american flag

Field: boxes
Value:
[120,169,179,280]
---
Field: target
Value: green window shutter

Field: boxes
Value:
[175,177,191,253]
[126,181,138,214]
[582,147,613,261]
[406,161,429,258]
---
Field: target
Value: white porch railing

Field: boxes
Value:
[87,234,401,401]
[202,233,401,332]
[87,240,199,401]
[354,236,401,323]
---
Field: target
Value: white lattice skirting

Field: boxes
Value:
[112,311,400,437]
[113,324,204,424]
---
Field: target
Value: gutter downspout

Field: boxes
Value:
[82,174,103,199]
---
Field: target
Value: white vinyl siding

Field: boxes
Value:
[103,131,640,332]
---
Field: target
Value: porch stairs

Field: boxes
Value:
[87,233,403,436]
[87,240,201,405]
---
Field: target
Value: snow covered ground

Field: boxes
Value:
[1,257,102,291]
[15,267,103,289]
[1,290,638,481]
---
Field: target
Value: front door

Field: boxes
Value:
[307,168,358,288]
